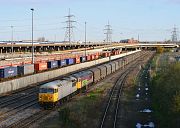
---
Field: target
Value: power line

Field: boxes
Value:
[104,21,112,44]
[64,8,76,44]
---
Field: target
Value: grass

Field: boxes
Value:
[40,83,113,128]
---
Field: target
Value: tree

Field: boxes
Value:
[156,46,164,54]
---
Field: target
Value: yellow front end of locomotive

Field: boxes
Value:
[39,93,58,103]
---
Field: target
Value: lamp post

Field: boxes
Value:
[85,22,87,57]
[31,8,34,64]
[11,26,14,53]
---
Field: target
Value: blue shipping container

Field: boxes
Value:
[0,66,18,78]
[66,58,75,65]
[80,56,86,63]
[47,61,58,69]
[58,59,67,67]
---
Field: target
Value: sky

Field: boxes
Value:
[0,0,180,42]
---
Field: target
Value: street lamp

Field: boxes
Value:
[11,26,14,53]
[31,8,34,64]
[85,22,87,57]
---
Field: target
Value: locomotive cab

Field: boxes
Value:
[39,85,59,108]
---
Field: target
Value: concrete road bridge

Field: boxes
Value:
[0,42,178,53]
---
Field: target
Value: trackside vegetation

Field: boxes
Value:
[151,54,180,128]
[57,84,110,128]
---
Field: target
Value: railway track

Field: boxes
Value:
[0,98,37,123]
[0,88,39,126]
[7,110,51,128]
[0,88,38,108]
[0,51,153,128]
[99,65,133,128]
[99,52,154,128]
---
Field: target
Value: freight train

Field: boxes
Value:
[38,52,141,109]
[0,50,120,80]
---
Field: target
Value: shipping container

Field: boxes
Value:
[102,52,107,57]
[90,54,95,60]
[86,55,91,61]
[66,58,75,65]
[80,56,86,63]
[102,52,111,57]
[89,68,101,83]
[0,66,18,78]
[112,51,116,55]
[17,64,34,76]
[75,57,80,64]
[34,62,47,72]
[94,54,99,59]
[107,52,111,57]
[47,61,58,69]
[58,59,67,67]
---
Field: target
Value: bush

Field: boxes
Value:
[151,63,180,127]
[156,46,164,54]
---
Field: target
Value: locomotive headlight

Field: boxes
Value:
[39,96,42,99]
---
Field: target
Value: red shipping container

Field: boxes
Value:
[86,55,91,61]
[95,54,99,59]
[75,57,80,64]
[95,52,99,56]
[112,51,116,55]
[102,53,107,57]
[116,51,120,55]
[107,53,111,57]
[34,62,47,72]
[91,54,95,60]
[0,66,4,69]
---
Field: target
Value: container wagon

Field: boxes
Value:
[86,55,91,61]
[80,56,86,63]
[58,59,67,67]
[0,66,18,78]
[17,64,34,76]
[66,58,75,65]
[34,62,48,72]
[74,57,80,64]
[47,60,58,69]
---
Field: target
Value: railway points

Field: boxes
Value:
[0,50,150,127]
[0,0,180,127]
